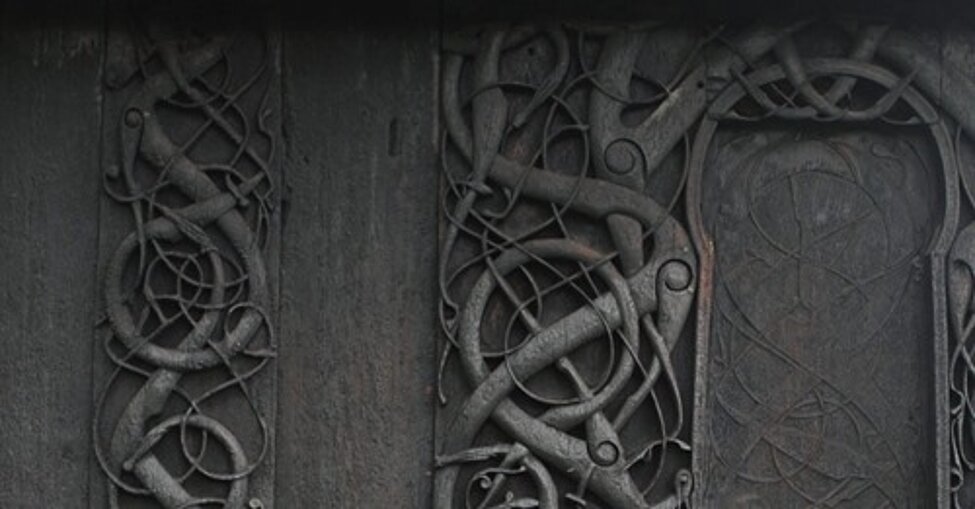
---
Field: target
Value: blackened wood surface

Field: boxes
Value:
[276,26,440,507]
[0,23,103,508]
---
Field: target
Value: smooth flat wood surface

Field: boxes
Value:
[0,22,103,509]
[275,26,440,508]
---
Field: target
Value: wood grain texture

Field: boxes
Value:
[276,25,440,507]
[0,22,103,509]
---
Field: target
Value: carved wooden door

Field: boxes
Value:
[3,2,975,508]
[434,20,975,508]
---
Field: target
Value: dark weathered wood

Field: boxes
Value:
[276,25,440,507]
[0,22,103,508]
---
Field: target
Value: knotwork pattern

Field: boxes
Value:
[685,23,962,508]
[437,20,975,508]
[437,24,697,508]
[93,15,277,509]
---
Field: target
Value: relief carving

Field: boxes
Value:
[92,11,278,508]
[437,24,697,508]
[438,20,975,508]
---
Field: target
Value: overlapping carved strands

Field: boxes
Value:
[437,21,975,509]
[93,30,276,509]
[437,24,696,508]
[942,28,975,506]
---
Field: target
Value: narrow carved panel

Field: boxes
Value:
[437,26,697,508]
[437,21,975,508]
[91,5,280,508]
[686,27,965,508]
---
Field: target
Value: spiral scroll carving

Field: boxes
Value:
[93,18,276,509]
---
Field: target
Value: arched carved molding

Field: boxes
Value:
[438,20,975,508]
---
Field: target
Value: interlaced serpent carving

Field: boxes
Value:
[437,25,697,508]
[93,20,276,508]
[949,126,975,507]
[438,21,975,508]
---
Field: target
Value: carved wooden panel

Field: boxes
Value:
[0,20,104,509]
[436,24,697,509]
[90,4,281,508]
[437,21,975,508]
[697,128,944,506]
[9,7,975,508]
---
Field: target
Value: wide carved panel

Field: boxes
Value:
[437,20,975,508]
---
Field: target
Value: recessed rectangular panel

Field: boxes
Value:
[434,20,967,509]
[697,128,940,507]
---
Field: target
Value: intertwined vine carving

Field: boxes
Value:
[437,25,697,508]
[437,21,975,508]
[93,21,276,508]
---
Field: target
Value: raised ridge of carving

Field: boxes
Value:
[437,24,696,508]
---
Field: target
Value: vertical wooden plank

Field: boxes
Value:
[0,16,104,509]
[276,24,440,507]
